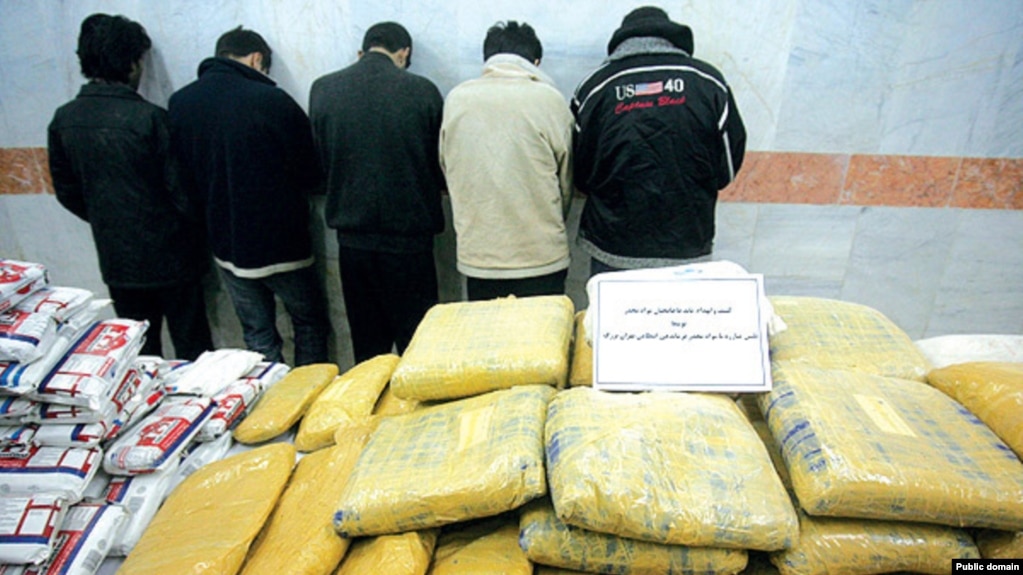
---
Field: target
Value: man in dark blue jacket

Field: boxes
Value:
[309,22,445,363]
[573,7,747,276]
[168,27,330,366]
[49,13,212,360]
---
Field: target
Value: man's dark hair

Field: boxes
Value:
[483,21,542,63]
[215,26,272,72]
[76,13,151,83]
[362,22,413,67]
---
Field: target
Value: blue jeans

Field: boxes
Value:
[218,265,330,366]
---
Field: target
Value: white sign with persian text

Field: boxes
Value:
[592,274,771,392]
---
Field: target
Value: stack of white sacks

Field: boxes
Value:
[0,258,288,574]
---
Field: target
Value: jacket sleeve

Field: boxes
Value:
[47,119,89,222]
[717,85,747,190]
[154,108,199,222]
[280,91,324,196]
[569,91,593,197]
[555,103,575,220]
[307,81,333,189]
[427,84,447,194]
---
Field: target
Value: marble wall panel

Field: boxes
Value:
[748,203,860,280]
[1,1,1020,157]
[840,206,958,337]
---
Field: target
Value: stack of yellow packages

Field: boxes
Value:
[332,296,576,572]
[237,355,415,575]
[538,386,796,574]
[294,354,398,452]
[741,392,982,575]
[753,297,1023,573]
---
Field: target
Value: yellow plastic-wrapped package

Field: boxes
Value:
[547,387,797,550]
[334,530,437,575]
[568,310,592,387]
[331,383,422,448]
[334,385,554,537]
[294,354,397,452]
[390,295,574,401]
[976,530,1023,559]
[241,426,373,575]
[744,400,982,574]
[426,514,531,575]
[520,499,748,575]
[373,384,421,416]
[760,364,1023,530]
[926,361,1023,459]
[768,296,931,381]
[116,442,296,575]
[234,363,339,444]
[771,514,980,575]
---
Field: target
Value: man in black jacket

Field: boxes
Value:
[573,7,747,276]
[48,13,213,360]
[168,27,330,366]
[309,22,445,363]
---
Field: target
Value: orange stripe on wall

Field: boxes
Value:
[723,151,1022,209]
[2,147,1021,209]
[0,148,52,196]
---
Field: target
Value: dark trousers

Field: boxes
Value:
[338,245,439,364]
[218,265,330,367]
[466,269,568,302]
[108,282,213,361]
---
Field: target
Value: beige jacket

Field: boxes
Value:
[440,54,573,279]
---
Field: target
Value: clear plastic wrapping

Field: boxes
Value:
[520,499,749,575]
[759,364,1023,530]
[768,296,931,381]
[546,387,797,550]
[391,296,573,401]
[115,443,296,575]
[334,385,554,537]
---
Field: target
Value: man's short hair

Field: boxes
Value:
[76,13,151,83]
[215,26,272,72]
[483,21,542,63]
[362,22,413,54]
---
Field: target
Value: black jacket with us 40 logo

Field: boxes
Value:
[571,41,747,266]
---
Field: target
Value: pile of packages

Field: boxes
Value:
[104,283,1023,574]
[0,258,289,574]
[7,256,1021,574]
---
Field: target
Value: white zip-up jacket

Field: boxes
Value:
[440,54,574,279]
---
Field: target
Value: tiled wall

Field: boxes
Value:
[6,147,1020,209]
[3,145,1021,367]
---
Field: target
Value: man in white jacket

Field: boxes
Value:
[440,21,574,301]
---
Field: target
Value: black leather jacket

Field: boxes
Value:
[47,82,208,288]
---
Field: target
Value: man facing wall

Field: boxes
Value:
[440,20,574,301]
